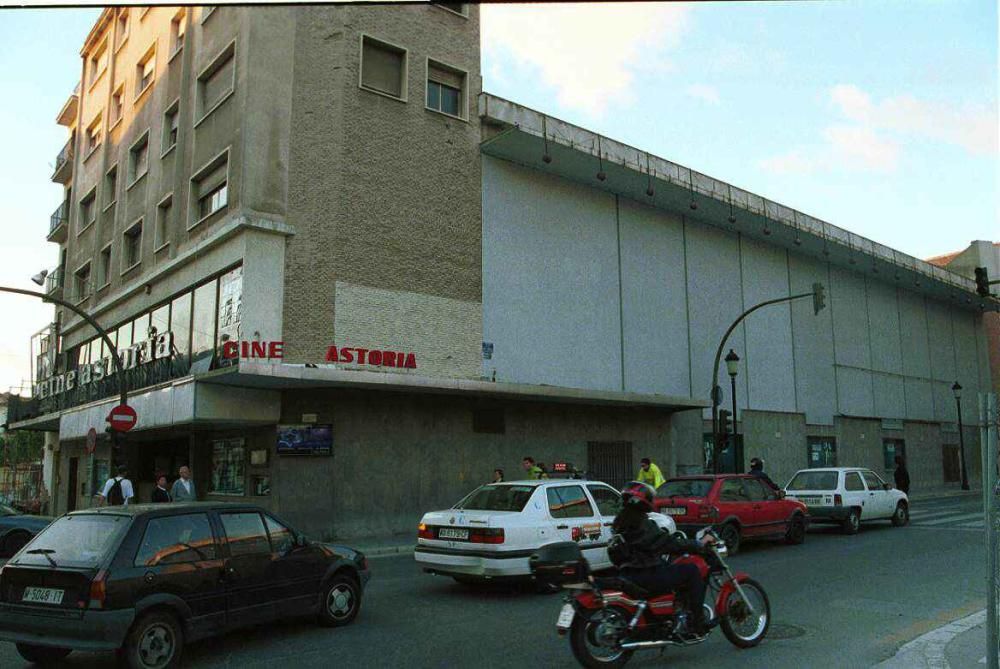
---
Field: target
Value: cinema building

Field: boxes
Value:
[8,5,995,540]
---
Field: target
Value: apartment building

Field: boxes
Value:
[10,4,995,540]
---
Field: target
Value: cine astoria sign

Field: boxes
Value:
[325,346,417,369]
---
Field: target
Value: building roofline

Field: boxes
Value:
[80,7,114,57]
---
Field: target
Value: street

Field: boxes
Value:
[0,495,987,668]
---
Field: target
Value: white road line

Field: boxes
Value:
[955,521,984,529]
[915,513,985,526]
[909,508,982,520]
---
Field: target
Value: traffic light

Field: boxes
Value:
[812,282,826,315]
[719,409,732,436]
[975,267,991,297]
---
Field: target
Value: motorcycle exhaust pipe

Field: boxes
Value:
[619,636,707,650]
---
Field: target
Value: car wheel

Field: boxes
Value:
[891,502,909,527]
[123,610,183,669]
[719,523,741,555]
[841,509,860,535]
[784,514,806,545]
[1,530,31,558]
[15,643,71,665]
[319,574,361,627]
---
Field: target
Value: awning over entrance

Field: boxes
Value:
[478,93,996,313]
[197,362,710,411]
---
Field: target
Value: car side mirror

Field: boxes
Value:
[884,483,893,491]
[777,490,786,499]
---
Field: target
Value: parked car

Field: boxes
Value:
[0,503,51,558]
[653,474,809,554]
[783,467,909,534]
[0,502,369,668]
[415,479,675,584]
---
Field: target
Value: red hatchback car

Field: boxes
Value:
[653,474,808,554]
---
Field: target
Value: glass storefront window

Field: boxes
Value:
[88,338,102,364]
[100,331,117,360]
[217,267,242,342]
[171,292,192,366]
[117,321,133,354]
[77,342,90,367]
[132,313,150,342]
[191,280,217,367]
[210,438,245,495]
[150,303,170,339]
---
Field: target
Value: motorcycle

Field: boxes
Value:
[530,528,770,668]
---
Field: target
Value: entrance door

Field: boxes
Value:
[67,457,79,512]
[587,442,633,490]
[942,445,961,483]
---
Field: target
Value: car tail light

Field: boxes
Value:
[834,494,843,506]
[418,523,434,540]
[469,528,505,544]
[698,505,719,521]
[89,570,107,609]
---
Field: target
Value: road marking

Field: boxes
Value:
[956,521,985,529]
[909,507,982,520]
[906,525,983,533]
[915,513,985,526]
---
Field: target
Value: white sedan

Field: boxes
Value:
[414,479,674,581]
[783,467,910,534]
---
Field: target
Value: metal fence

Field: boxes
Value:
[981,392,999,669]
[0,463,45,514]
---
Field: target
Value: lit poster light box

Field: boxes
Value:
[276,424,333,456]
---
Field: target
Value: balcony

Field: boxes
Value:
[47,201,68,243]
[44,268,63,296]
[51,139,74,184]
[55,87,79,127]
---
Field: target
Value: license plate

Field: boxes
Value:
[798,497,822,505]
[664,507,686,515]
[22,587,64,605]
[556,603,575,629]
[438,528,469,540]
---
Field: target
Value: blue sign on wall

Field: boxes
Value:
[277,424,333,456]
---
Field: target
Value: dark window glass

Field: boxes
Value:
[546,486,595,519]
[221,512,270,556]
[20,514,129,568]
[455,484,534,512]
[210,438,245,495]
[787,471,839,491]
[657,478,714,498]
[134,513,217,567]
[265,515,294,554]
[191,280,217,364]
[587,485,622,516]
[719,479,748,502]
[744,478,768,502]
[861,470,883,490]
[844,472,865,491]
[807,437,837,467]
[883,439,905,470]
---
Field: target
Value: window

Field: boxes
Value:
[210,438,244,495]
[115,10,129,50]
[265,515,294,554]
[718,478,749,502]
[744,478,775,501]
[807,437,837,467]
[191,153,228,224]
[201,6,217,23]
[134,514,218,567]
[104,165,118,208]
[883,439,905,470]
[79,190,97,231]
[89,40,108,86]
[191,279,217,363]
[431,2,468,15]
[546,485,595,519]
[136,47,156,98]
[116,320,133,355]
[122,219,142,271]
[587,485,622,517]
[73,262,91,302]
[787,470,838,491]
[171,292,192,365]
[844,472,865,491]
[89,459,109,498]
[198,43,235,120]
[150,303,169,339]
[360,35,406,99]
[20,515,128,569]
[155,195,172,249]
[861,470,885,491]
[128,133,149,184]
[110,85,124,126]
[426,60,466,118]
[942,445,961,483]
[98,244,112,287]
[221,512,269,556]
[85,115,102,156]
[162,101,179,152]
[217,266,243,345]
[455,484,534,512]
[170,10,186,56]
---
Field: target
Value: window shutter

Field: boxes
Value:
[199,159,228,194]
[428,64,462,90]
[362,40,403,97]
[203,53,234,109]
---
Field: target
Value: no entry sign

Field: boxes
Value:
[107,404,137,432]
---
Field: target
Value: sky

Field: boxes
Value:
[0,1,996,394]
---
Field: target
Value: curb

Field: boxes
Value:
[908,490,982,502]
[874,609,986,668]
[354,544,415,560]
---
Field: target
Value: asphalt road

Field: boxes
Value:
[0,495,987,668]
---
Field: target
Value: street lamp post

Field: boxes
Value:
[951,382,970,491]
[726,349,740,472]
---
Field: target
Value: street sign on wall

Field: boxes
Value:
[85,428,97,454]
[107,404,137,432]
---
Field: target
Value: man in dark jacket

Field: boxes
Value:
[612,483,716,637]
[749,457,780,491]
[894,456,910,495]
[151,475,172,503]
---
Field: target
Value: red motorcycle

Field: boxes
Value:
[530,528,770,668]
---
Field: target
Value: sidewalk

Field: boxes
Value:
[875,610,991,669]
[907,488,983,503]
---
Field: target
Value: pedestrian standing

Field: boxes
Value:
[521,457,545,480]
[98,465,134,507]
[493,468,504,483]
[151,474,172,503]
[894,456,910,495]
[170,465,196,502]
[636,458,665,489]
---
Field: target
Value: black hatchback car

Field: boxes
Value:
[0,503,370,668]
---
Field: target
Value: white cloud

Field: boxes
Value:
[482,3,691,118]
[757,149,818,176]
[822,124,899,172]
[685,83,720,105]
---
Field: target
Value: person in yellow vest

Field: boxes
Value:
[521,456,547,480]
[637,458,665,489]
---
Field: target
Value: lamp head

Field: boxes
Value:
[30,270,48,286]
[951,381,962,399]
[725,349,740,377]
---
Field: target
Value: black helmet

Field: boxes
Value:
[621,481,656,513]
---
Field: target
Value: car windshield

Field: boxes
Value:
[787,471,839,491]
[658,479,713,498]
[16,514,129,568]
[454,484,535,512]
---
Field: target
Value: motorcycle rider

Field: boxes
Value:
[611,483,716,638]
